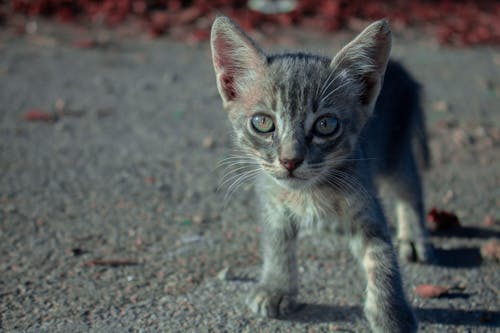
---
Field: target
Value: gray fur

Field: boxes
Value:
[211,16,433,333]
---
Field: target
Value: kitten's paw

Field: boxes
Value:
[367,304,418,333]
[398,239,435,264]
[247,287,297,318]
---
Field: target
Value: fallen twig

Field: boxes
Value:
[85,259,139,267]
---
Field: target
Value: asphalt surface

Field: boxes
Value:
[0,22,499,332]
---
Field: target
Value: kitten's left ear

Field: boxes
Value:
[330,20,392,108]
[211,16,266,109]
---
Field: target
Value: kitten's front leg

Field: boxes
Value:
[247,208,299,318]
[349,206,417,333]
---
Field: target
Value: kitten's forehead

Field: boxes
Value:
[266,53,331,118]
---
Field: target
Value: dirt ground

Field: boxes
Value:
[0,21,499,332]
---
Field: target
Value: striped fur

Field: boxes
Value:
[211,16,433,333]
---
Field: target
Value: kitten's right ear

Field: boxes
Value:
[211,16,265,108]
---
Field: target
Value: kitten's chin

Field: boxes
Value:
[272,175,315,190]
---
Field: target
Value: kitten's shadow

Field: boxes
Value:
[285,304,500,327]
[283,303,360,324]
[431,226,500,239]
[433,246,482,268]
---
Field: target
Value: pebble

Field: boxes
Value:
[480,239,500,262]
[202,136,215,149]
[432,100,449,112]
[217,266,232,281]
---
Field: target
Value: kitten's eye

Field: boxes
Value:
[251,115,275,133]
[313,116,339,136]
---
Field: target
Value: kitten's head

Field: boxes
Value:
[211,16,391,190]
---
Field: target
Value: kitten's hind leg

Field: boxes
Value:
[247,212,299,318]
[390,154,434,263]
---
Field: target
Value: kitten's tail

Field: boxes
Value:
[412,90,431,170]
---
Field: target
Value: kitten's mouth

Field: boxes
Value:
[275,173,306,180]
[273,173,312,190]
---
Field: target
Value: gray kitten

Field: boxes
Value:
[211,16,434,333]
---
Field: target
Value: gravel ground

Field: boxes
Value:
[0,22,499,332]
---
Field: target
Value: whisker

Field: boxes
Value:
[223,169,262,205]
[219,161,260,172]
[318,69,342,99]
[319,80,352,106]
[324,169,375,206]
[219,166,258,189]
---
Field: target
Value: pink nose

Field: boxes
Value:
[279,158,304,171]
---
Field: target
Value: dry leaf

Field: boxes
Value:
[414,284,449,298]
[23,109,57,122]
[480,239,500,262]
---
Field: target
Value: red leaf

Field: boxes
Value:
[427,207,461,231]
[56,7,74,23]
[23,109,56,122]
[175,7,202,25]
[150,11,169,35]
[85,259,138,267]
[414,284,449,298]
[73,39,96,49]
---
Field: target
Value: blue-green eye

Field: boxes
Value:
[313,116,339,136]
[251,115,275,133]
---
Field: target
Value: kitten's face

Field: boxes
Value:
[211,17,391,190]
[229,57,364,190]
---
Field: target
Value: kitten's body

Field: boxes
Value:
[211,17,433,333]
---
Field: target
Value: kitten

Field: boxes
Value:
[211,16,434,333]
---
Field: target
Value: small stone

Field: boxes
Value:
[55,98,65,111]
[135,237,143,248]
[202,136,215,149]
[483,215,498,227]
[144,176,156,185]
[25,21,38,34]
[451,128,472,146]
[432,100,449,112]
[217,266,232,281]
[5,204,17,213]
[192,213,204,225]
[442,189,454,204]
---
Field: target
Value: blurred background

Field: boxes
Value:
[0,1,499,332]
[3,0,500,45]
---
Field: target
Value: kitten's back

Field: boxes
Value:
[362,60,430,175]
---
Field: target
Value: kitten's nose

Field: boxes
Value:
[279,157,304,172]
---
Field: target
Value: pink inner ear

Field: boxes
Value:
[214,35,241,101]
[221,74,237,100]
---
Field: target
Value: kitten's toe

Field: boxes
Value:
[247,287,297,318]
[397,239,435,264]
[398,239,417,262]
[414,240,436,264]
